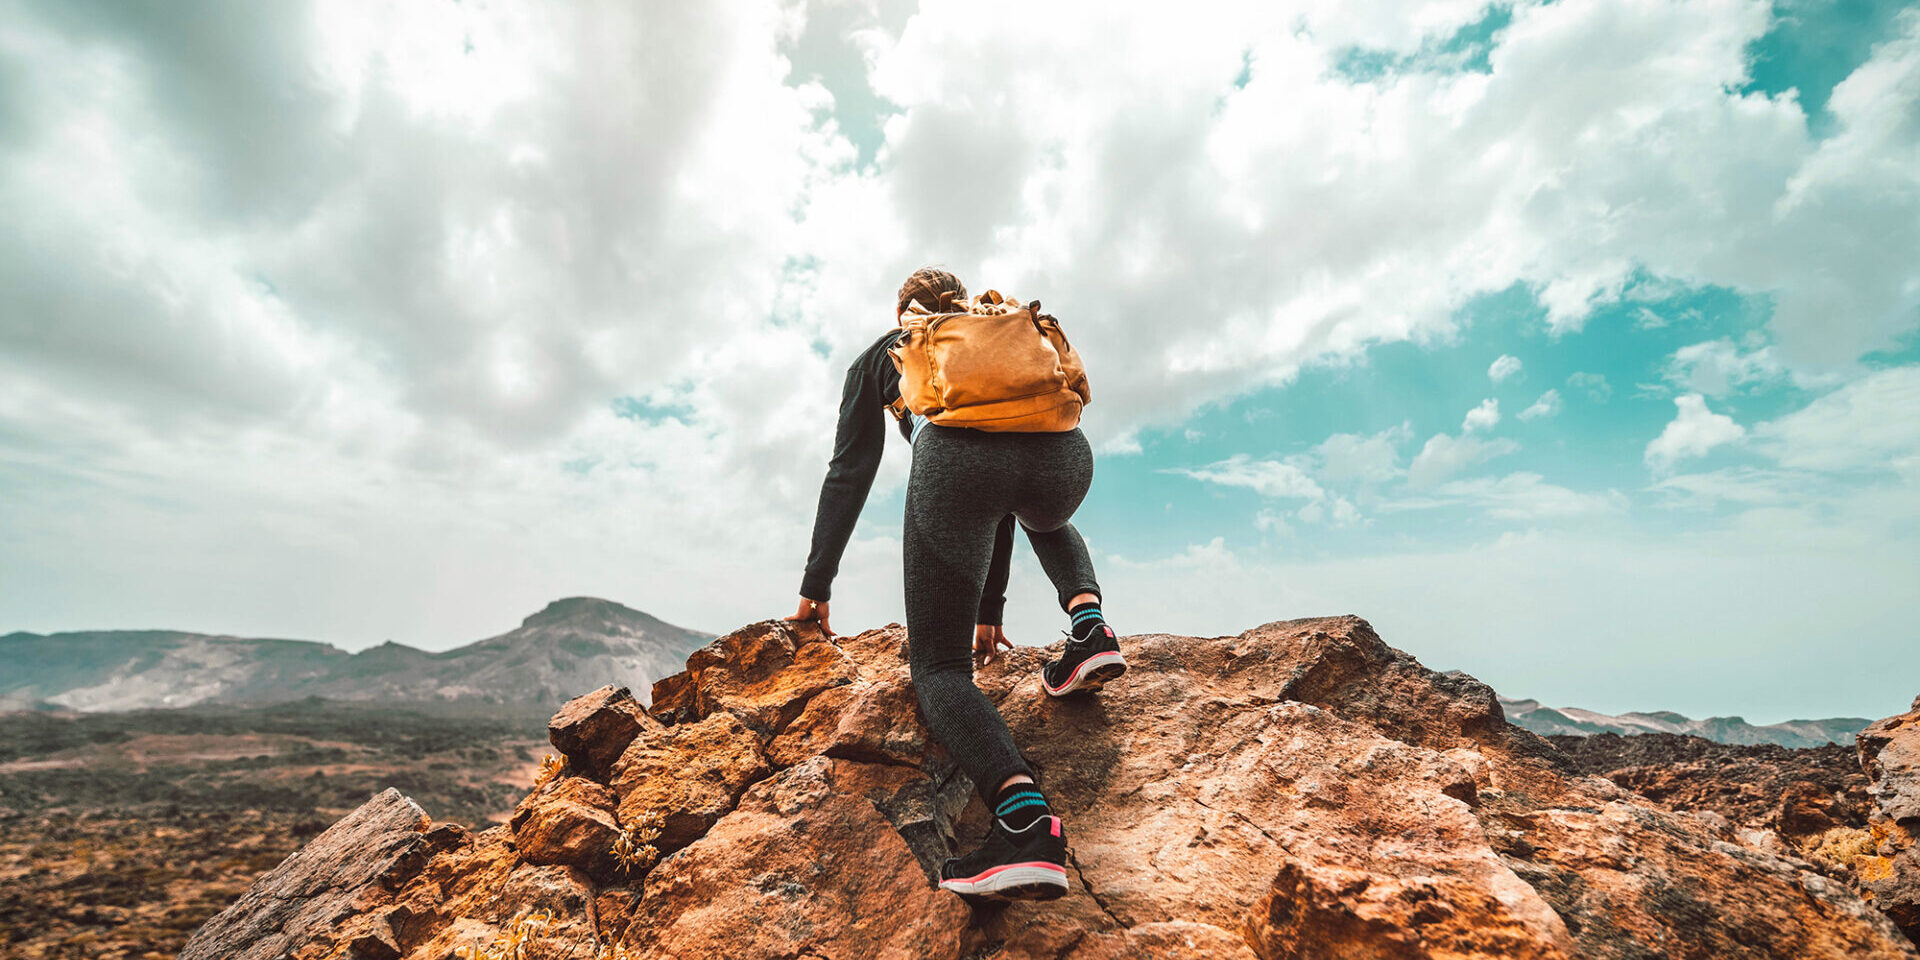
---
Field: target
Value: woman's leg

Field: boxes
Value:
[904,428,1033,798]
[1013,430,1103,611]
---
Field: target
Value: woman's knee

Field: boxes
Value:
[908,648,973,687]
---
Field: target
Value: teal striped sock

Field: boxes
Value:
[993,784,1051,831]
[1068,601,1106,644]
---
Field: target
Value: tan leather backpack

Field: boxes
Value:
[886,289,1092,432]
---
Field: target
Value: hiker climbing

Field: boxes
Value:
[787,266,1125,901]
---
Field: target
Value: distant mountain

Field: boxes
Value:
[1499,695,1869,749]
[0,597,713,712]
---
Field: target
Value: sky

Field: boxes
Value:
[2,0,1917,723]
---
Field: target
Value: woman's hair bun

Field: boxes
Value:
[898,267,967,314]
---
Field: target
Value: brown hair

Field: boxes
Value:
[896,266,967,316]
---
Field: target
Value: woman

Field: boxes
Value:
[788,266,1126,901]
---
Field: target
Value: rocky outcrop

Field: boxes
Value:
[183,616,1920,959]
[1548,731,1874,835]
[178,788,467,960]
[1860,695,1920,941]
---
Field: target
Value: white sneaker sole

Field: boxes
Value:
[1043,650,1128,696]
[938,862,1070,899]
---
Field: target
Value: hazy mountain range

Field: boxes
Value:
[1499,696,1869,749]
[2,601,1873,750]
[0,597,712,712]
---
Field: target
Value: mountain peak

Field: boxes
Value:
[519,597,647,629]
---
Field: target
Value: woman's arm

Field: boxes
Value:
[977,514,1016,625]
[798,357,887,604]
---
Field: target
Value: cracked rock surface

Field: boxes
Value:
[183,616,1920,959]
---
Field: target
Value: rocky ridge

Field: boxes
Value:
[182,616,1920,959]
[1547,731,1874,831]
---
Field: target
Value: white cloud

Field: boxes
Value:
[1462,397,1501,433]
[1645,393,1746,473]
[4,0,1920,660]
[1110,536,1238,572]
[1488,354,1523,383]
[1647,466,1812,509]
[1567,372,1612,403]
[1174,455,1326,500]
[1306,423,1412,486]
[1518,388,1563,421]
[1387,472,1628,520]
[1254,508,1295,537]
[1662,338,1786,396]
[1754,365,1920,474]
[1407,432,1520,488]
[1298,496,1363,527]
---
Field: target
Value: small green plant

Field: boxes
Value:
[611,809,665,876]
[454,908,555,960]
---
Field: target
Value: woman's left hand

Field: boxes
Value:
[973,624,1013,667]
[786,597,833,638]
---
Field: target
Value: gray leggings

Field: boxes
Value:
[904,424,1101,799]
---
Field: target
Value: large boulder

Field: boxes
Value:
[177,788,463,960]
[187,616,1920,959]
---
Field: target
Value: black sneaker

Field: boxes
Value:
[937,815,1069,900]
[1041,625,1127,697]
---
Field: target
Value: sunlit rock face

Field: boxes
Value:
[182,616,1920,959]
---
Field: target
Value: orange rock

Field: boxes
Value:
[648,670,697,726]
[1861,694,1920,943]
[766,672,934,770]
[1065,920,1260,959]
[611,709,769,853]
[766,682,862,767]
[648,620,860,737]
[509,775,621,882]
[693,621,860,735]
[621,757,975,959]
[547,685,661,780]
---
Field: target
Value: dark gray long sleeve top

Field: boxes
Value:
[800,328,1015,623]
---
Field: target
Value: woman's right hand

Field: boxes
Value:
[785,596,833,638]
[973,624,1012,667]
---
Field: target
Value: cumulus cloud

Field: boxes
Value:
[1753,366,1920,474]
[1297,496,1363,527]
[1462,398,1501,433]
[1304,423,1412,486]
[5,0,1920,646]
[1488,354,1523,383]
[1408,432,1520,488]
[1254,508,1295,536]
[1662,338,1786,396]
[1518,388,1563,420]
[1173,455,1326,500]
[1645,393,1746,472]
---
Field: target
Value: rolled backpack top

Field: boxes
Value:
[886,289,1092,432]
